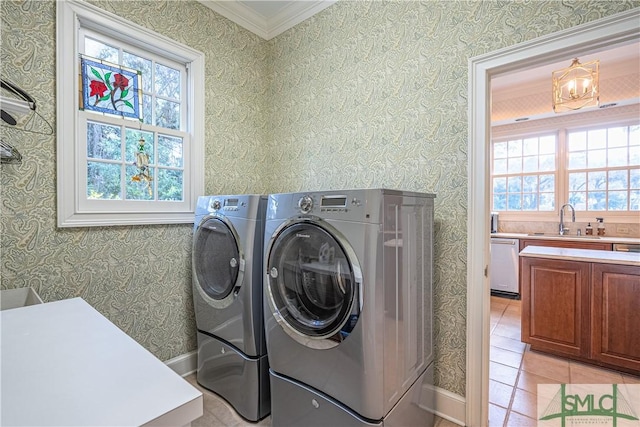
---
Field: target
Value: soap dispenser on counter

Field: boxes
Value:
[596,217,605,236]
[585,222,593,235]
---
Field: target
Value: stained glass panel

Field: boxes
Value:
[80,55,142,120]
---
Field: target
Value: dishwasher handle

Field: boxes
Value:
[613,244,640,252]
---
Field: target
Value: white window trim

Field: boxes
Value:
[491,105,640,223]
[56,0,204,227]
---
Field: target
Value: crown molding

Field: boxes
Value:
[199,1,336,40]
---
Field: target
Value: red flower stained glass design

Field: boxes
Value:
[80,55,142,120]
[89,80,108,99]
[113,74,129,91]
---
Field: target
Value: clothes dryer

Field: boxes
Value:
[263,189,435,426]
[192,194,269,421]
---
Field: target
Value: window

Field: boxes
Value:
[567,125,639,211]
[492,134,556,212]
[57,0,204,227]
[491,111,640,222]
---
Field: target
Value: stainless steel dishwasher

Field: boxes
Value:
[490,238,520,298]
[613,243,640,252]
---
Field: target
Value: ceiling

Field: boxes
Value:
[198,0,336,40]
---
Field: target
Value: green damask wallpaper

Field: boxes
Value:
[262,0,638,395]
[0,0,269,362]
[1,0,636,398]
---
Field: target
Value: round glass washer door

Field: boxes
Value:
[193,215,244,309]
[266,220,361,348]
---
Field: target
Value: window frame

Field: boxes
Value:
[57,0,204,227]
[491,106,640,223]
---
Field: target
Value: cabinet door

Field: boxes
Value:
[591,264,640,373]
[521,258,590,358]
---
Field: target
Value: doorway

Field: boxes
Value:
[466,9,640,427]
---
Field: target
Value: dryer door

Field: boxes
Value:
[193,215,244,309]
[266,220,361,349]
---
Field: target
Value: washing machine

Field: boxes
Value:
[263,189,435,426]
[192,194,270,421]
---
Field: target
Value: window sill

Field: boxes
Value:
[57,211,194,228]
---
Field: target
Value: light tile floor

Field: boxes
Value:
[489,295,640,427]
[185,373,458,427]
[184,297,639,427]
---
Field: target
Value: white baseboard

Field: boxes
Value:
[166,351,467,425]
[165,350,197,377]
[424,384,466,426]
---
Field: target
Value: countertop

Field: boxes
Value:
[519,245,640,267]
[1,297,203,427]
[491,232,640,244]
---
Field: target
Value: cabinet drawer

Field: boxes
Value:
[519,239,613,252]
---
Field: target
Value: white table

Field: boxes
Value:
[1,297,203,426]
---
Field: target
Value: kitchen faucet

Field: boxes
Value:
[559,203,575,235]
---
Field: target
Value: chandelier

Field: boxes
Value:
[552,58,599,113]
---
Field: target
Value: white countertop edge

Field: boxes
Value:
[1,298,204,427]
[142,394,204,427]
[519,246,640,266]
[492,232,640,244]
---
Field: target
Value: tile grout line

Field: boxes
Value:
[504,299,522,427]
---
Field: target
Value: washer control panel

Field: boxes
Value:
[210,197,245,212]
[296,194,362,214]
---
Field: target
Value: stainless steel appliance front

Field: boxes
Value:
[490,237,520,298]
[264,189,436,426]
[192,194,270,421]
[613,243,640,252]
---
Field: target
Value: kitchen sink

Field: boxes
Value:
[527,233,601,239]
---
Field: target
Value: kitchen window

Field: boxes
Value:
[567,125,639,211]
[491,110,640,222]
[492,134,557,212]
[56,0,204,227]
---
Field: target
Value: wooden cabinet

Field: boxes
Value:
[519,239,613,251]
[591,263,640,372]
[521,256,640,374]
[521,257,591,358]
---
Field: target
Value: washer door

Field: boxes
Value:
[193,215,244,309]
[266,220,361,349]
